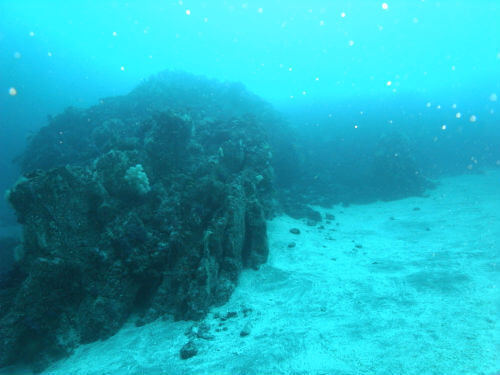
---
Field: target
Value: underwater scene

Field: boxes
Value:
[0,1,499,374]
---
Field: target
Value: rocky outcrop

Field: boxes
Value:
[0,72,275,370]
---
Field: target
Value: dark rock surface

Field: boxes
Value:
[0,71,278,370]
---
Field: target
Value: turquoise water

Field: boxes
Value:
[0,1,499,374]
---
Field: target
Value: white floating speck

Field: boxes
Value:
[456,112,461,118]
[9,87,17,96]
[29,31,35,37]
[489,93,497,102]
[469,115,477,122]
[13,51,21,59]
[382,3,389,10]
[120,66,125,71]
[185,9,191,15]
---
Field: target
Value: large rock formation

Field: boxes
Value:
[0,72,276,370]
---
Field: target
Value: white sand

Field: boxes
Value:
[4,170,499,375]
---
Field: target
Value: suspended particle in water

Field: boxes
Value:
[451,103,457,109]
[341,12,346,18]
[120,66,125,71]
[48,51,52,57]
[436,105,441,109]
[469,115,477,122]
[112,31,118,37]
[257,8,263,13]
[441,125,446,130]
[319,20,325,26]
[386,81,392,86]
[426,102,431,108]
[456,112,462,118]
[348,40,355,46]
[489,93,497,102]
[382,3,389,10]
[29,31,35,37]
[185,9,191,15]
[9,87,17,96]
[13,51,21,59]
[354,124,358,128]
[302,91,307,95]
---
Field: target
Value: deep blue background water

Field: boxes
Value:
[1,0,499,221]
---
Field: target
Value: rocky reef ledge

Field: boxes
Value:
[0,71,277,370]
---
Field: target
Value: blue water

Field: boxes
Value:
[0,1,499,374]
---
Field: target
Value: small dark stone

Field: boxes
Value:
[290,228,301,235]
[325,213,335,220]
[287,242,296,248]
[242,307,253,317]
[180,341,198,360]
[306,219,317,226]
[389,216,395,220]
[240,321,252,337]
[425,227,431,231]
[331,258,336,261]
[318,225,325,230]
[355,244,363,249]
[413,207,421,211]
[224,311,237,320]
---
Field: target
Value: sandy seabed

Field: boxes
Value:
[4,170,499,375]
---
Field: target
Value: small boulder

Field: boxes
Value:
[180,341,198,360]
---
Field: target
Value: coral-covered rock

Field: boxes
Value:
[0,71,277,369]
